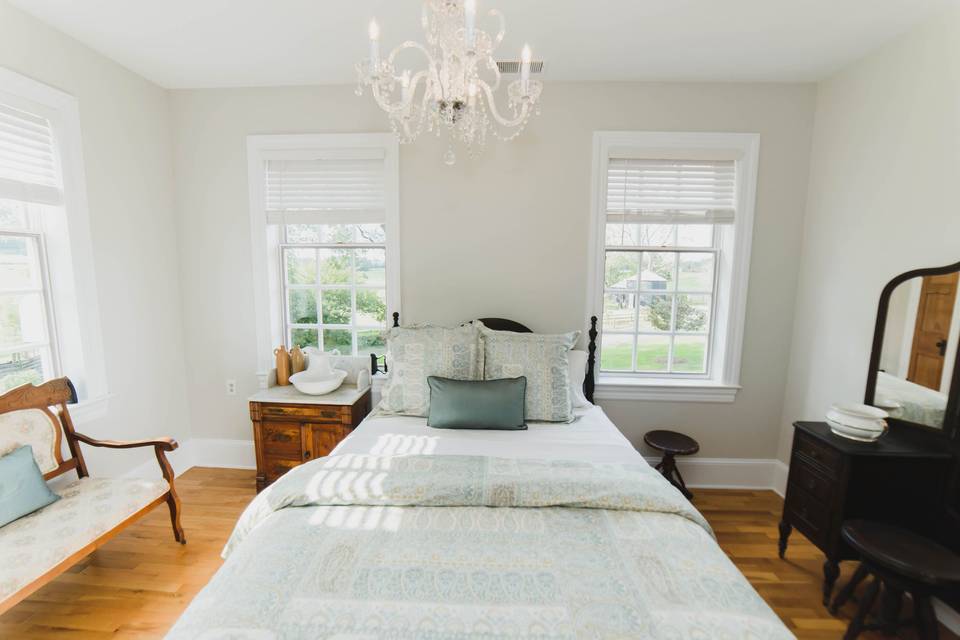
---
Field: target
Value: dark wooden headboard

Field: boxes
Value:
[376,312,599,403]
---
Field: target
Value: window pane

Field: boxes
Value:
[673,335,708,373]
[637,224,674,247]
[636,335,670,372]
[0,200,28,231]
[638,294,672,332]
[600,333,633,371]
[319,248,351,284]
[603,292,636,331]
[290,328,318,349]
[286,248,316,284]
[677,224,714,247]
[355,224,386,243]
[678,253,715,291]
[605,252,639,289]
[285,224,322,243]
[288,289,317,324]
[604,223,641,246]
[676,294,711,332]
[356,289,386,326]
[356,248,385,285]
[357,330,385,357]
[320,289,351,324]
[0,235,40,291]
[0,293,47,347]
[321,225,354,244]
[0,348,45,392]
[640,252,675,290]
[323,329,352,354]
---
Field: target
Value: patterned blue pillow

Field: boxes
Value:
[378,324,485,417]
[0,445,60,528]
[477,322,579,422]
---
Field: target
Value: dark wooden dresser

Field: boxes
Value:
[779,422,954,605]
[249,385,371,492]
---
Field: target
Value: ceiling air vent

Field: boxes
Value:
[496,60,545,74]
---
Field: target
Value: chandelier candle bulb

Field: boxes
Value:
[368,19,380,74]
[520,44,532,94]
[465,0,476,49]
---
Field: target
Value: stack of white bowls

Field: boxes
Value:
[825,403,888,442]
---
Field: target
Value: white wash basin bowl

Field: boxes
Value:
[289,369,347,395]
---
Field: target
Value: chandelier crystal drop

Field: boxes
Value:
[356,0,543,164]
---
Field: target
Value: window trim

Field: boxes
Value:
[587,131,760,403]
[0,67,109,421]
[247,133,400,386]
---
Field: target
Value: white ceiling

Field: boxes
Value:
[9,0,956,89]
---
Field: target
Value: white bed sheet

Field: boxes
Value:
[332,405,646,465]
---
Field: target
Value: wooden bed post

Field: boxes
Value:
[585,315,598,404]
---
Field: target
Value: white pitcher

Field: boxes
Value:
[303,347,337,377]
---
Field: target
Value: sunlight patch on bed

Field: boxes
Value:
[369,433,438,456]
[306,505,404,531]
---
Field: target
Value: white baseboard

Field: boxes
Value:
[645,456,787,493]
[122,438,256,480]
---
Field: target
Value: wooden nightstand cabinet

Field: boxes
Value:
[249,386,371,492]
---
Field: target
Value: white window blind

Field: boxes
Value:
[265,152,386,225]
[606,158,735,224]
[0,103,62,206]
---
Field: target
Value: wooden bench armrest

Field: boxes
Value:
[72,432,179,452]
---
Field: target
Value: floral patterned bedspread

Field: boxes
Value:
[166,454,793,639]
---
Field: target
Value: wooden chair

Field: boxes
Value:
[0,378,184,614]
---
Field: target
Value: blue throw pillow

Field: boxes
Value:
[427,376,527,430]
[0,445,60,528]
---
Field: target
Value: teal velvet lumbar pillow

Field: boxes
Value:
[427,376,527,430]
[0,445,60,528]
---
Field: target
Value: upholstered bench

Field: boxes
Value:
[0,378,184,614]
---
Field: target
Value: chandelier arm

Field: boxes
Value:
[370,69,430,116]
[487,9,506,49]
[478,81,531,128]
[386,40,434,68]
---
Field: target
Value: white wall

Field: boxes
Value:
[171,81,816,458]
[0,1,192,475]
[778,7,960,460]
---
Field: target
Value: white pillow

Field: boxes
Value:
[568,350,592,408]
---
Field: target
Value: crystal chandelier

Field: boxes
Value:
[356,0,543,165]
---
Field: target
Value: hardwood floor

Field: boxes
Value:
[0,468,955,639]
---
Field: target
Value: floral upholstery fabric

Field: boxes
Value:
[0,476,168,601]
[0,409,60,474]
[166,454,792,640]
[478,322,580,422]
[377,324,484,417]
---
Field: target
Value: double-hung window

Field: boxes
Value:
[0,102,63,392]
[248,134,400,378]
[589,132,759,402]
[0,69,107,413]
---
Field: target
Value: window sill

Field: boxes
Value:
[69,394,111,424]
[594,377,740,403]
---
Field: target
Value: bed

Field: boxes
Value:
[165,318,792,639]
[875,371,947,428]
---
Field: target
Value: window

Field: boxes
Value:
[0,199,59,391]
[589,132,759,402]
[0,68,108,416]
[248,135,400,381]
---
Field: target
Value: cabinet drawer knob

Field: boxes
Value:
[304,450,312,460]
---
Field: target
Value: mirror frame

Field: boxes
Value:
[864,260,960,439]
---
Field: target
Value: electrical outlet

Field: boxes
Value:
[226,379,237,396]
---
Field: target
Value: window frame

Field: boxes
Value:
[0,68,109,421]
[587,131,760,403]
[247,133,400,386]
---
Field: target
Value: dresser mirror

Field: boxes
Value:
[865,260,960,436]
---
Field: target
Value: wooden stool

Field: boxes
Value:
[643,429,699,499]
[830,520,960,639]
